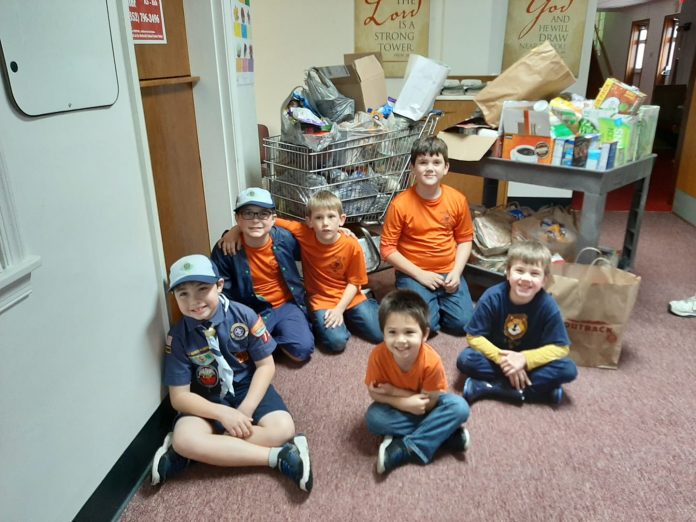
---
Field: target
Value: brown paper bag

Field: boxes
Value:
[474,42,576,127]
[547,262,641,369]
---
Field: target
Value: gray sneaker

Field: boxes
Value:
[669,295,696,317]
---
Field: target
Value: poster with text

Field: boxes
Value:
[129,0,166,44]
[355,0,430,78]
[502,0,588,76]
[233,0,254,85]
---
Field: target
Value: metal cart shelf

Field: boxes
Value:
[449,154,656,271]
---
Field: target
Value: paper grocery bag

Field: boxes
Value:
[547,262,641,369]
[394,54,450,121]
[475,42,576,127]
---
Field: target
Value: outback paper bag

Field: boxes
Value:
[474,41,576,127]
[547,262,641,369]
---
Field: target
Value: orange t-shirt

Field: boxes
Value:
[245,237,293,308]
[380,185,473,273]
[364,341,448,393]
[275,218,367,311]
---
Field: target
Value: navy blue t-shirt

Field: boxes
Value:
[466,282,570,351]
[164,296,276,400]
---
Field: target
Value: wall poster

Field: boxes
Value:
[354,0,430,78]
[129,0,167,44]
[232,0,254,85]
[502,0,588,76]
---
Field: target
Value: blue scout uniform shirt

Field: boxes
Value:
[164,296,276,400]
[210,226,309,319]
[466,281,570,352]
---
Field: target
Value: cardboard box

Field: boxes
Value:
[594,77,646,114]
[502,134,554,164]
[316,53,387,113]
[500,102,551,137]
[438,131,498,162]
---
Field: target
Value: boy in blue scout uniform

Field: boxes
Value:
[151,254,313,492]
[211,187,314,362]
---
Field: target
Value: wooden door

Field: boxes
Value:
[134,0,209,321]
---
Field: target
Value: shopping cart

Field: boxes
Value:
[264,111,441,271]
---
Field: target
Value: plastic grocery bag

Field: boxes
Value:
[511,206,578,261]
[306,68,355,124]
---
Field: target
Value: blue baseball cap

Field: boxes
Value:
[234,187,275,211]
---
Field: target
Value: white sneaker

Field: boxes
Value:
[669,295,696,317]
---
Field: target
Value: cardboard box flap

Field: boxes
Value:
[438,132,498,162]
[346,53,384,82]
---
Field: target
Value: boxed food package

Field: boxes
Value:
[316,53,387,113]
[636,105,660,159]
[594,78,646,114]
[502,134,554,164]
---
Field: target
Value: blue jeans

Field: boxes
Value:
[365,393,470,464]
[395,271,473,336]
[456,348,578,392]
[261,302,314,361]
[313,298,383,353]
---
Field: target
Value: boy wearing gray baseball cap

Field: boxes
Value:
[151,254,313,492]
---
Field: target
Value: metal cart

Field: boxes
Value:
[264,112,441,271]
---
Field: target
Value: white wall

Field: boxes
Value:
[184,0,262,245]
[601,0,681,100]
[0,2,168,520]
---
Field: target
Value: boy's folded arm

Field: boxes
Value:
[466,334,503,364]
[383,250,426,279]
[522,344,570,370]
[368,381,413,397]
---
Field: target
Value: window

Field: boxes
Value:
[0,143,41,314]
[625,20,649,87]
[656,15,680,86]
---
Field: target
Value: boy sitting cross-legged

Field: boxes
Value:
[365,289,471,475]
[221,190,383,353]
[456,240,578,405]
[379,136,475,336]
[151,254,312,492]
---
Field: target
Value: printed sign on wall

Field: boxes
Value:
[354,0,430,78]
[129,0,167,44]
[502,0,588,76]
[233,0,254,85]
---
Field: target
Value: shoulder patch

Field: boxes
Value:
[251,316,271,343]
[164,335,172,355]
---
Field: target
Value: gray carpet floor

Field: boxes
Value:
[121,211,696,522]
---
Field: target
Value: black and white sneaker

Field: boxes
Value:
[151,432,189,486]
[276,433,313,492]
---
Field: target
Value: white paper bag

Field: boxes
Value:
[394,54,450,121]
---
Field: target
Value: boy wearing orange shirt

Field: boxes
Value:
[365,289,470,474]
[211,188,314,362]
[380,136,474,335]
[221,190,382,353]
[274,191,383,353]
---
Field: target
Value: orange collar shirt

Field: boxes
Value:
[380,185,474,274]
[364,341,448,394]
